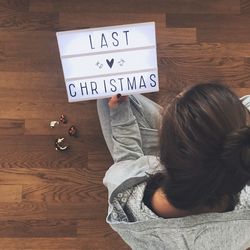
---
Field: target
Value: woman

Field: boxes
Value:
[97,83,250,250]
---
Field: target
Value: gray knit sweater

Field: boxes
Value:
[103,96,250,250]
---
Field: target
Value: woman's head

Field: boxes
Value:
[159,82,250,211]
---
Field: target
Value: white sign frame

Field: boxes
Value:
[56,22,159,102]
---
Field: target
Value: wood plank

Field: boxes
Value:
[0,201,107,220]
[157,28,197,44]
[244,57,250,65]
[232,87,250,97]
[0,72,64,90]
[52,0,240,14]
[198,28,250,43]
[0,238,80,250]
[0,220,77,237]
[0,42,4,61]
[0,119,24,135]
[87,151,113,173]
[29,0,54,12]
[0,101,99,121]
[0,166,106,185]
[0,32,60,74]
[0,185,22,203]
[166,14,250,42]
[0,31,56,42]
[0,57,60,73]
[46,203,107,220]
[167,14,249,29]
[0,149,87,169]
[0,0,29,12]
[159,57,250,88]
[0,167,86,185]
[0,237,130,250]
[240,0,250,13]
[158,43,250,57]
[22,183,107,204]
[0,12,58,31]
[4,39,59,61]
[59,12,166,30]
[77,218,112,237]
[0,89,67,103]
[160,57,245,72]
[81,238,130,250]
[0,202,48,220]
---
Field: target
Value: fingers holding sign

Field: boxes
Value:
[108,94,128,109]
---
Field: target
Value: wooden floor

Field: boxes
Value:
[0,0,249,249]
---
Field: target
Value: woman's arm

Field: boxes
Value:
[108,95,144,162]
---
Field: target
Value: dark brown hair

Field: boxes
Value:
[158,82,250,211]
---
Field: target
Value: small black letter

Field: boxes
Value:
[69,83,77,97]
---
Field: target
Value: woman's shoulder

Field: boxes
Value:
[235,184,250,210]
[103,156,163,200]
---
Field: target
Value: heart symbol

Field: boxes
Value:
[106,58,114,68]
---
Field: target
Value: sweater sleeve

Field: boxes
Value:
[109,99,144,162]
[103,99,163,199]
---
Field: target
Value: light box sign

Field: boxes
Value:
[56,22,159,102]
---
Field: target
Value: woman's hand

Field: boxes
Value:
[108,94,128,109]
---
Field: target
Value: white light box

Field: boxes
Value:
[56,22,159,102]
